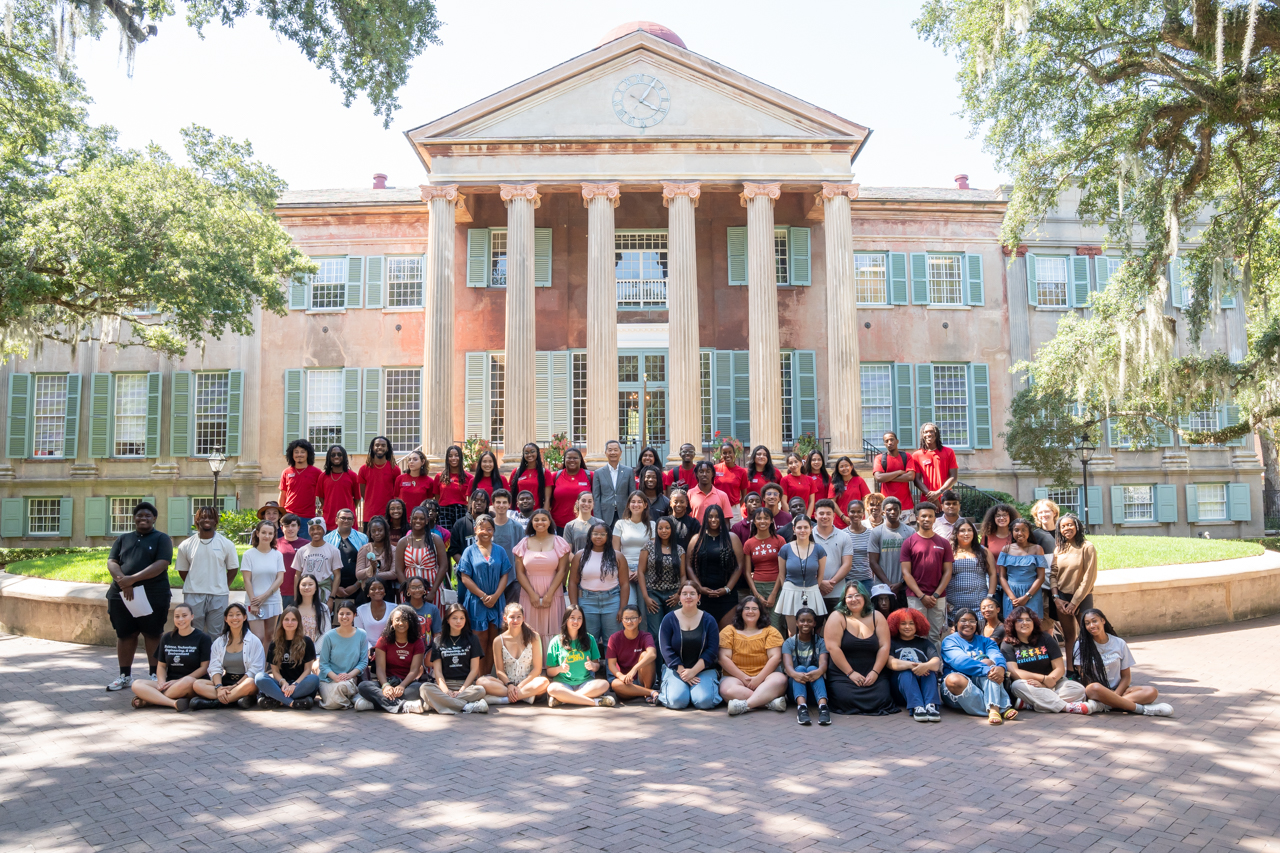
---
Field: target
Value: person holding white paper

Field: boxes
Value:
[105,502,174,693]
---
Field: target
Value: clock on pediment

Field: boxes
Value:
[612,73,670,128]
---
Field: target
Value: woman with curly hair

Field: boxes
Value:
[718,595,787,717]
[886,607,942,722]
[1050,514,1098,675]
[1075,608,1173,716]
[355,604,427,714]
[1000,605,1088,714]
[254,606,319,709]
[997,519,1047,618]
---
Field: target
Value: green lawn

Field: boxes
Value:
[1091,535,1263,570]
[5,546,250,589]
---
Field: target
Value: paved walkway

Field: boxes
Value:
[2,617,1279,853]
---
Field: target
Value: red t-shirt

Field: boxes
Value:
[780,474,816,509]
[512,469,545,507]
[606,629,655,673]
[901,532,954,596]
[375,636,427,682]
[872,452,918,510]
[713,463,750,506]
[278,465,321,518]
[358,461,399,524]
[745,534,785,583]
[549,469,593,528]
[911,446,959,494]
[394,473,435,512]
[470,472,508,498]
[829,476,871,528]
[435,472,473,507]
[663,466,698,490]
[744,468,779,501]
[278,537,300,596]
[318,470,360,529]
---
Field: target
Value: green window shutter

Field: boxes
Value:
[289,273,309,310]
[84,497,108,537]
[1169,260,1184,308]
[915,364,934,429]
[1106,417,1128,450]
[965,253,985,306]
[6,374,29,459]
[224,370,244,457]
[535,351,551,442]
[534,228,552,287]
[62,374,81,459]
[283,369,304,452]
[1033,487,1048,501]
[1219,259,1236,309]
[0,498,20,537]
[1185,485,1200,523]
[788,228,811,286]
[362,368,382,450]
[89,373,112,459]
[1025,254,1038,306]
[170,371,192,457]
[167,496,190,537]
[909,253,929,304]
[731,351,751,445]
[1222,404,1247,447]
[1110,486,1125,525]
[142,495,156,509]
[893,363,915,448]
[888,252,909,304]
[145,372,162,458]
[727,227,748,287]
[1155,484,1178,523]
[1085,486,1103,526]
[550,352,571,437]
[1070,255,1090,307]
[1095,256,1111,291]
[465,352,488,439]
[466,229,491,287]
[969,363,992,449]
[345,256,364,309]
[364,256,384,309]
[1228,483,1252,521]
[222,494,237,514]
[794,350,817,437]
[1177,412,1192,446]
[58,496,74,537]
[713,350,734,440]
[1151,419,1174,447]
[342,367,361,448]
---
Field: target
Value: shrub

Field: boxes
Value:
[544,433,570,469]
[462,436,492,471]
[219,508,264,542]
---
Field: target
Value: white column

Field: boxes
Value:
[664,182,702,460]
[819,182,862,458]
[583,182,620,462]
[742,182,783,454]
[501,183,540,451]
[420,184,462,463]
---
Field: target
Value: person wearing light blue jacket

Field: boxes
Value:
[941,607,1015,724]
[316,601,369,710]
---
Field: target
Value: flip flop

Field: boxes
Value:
[1003,708,1019,721]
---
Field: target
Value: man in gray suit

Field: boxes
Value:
[592,439,636,529]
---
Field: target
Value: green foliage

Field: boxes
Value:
[1091,535,1262,570]
[0,546,103,566]
[792,433,819,457]
[6,547,249,589]
[977,490,1032,520]
[461,437,491,472]
[1002,388,1107,485]
[217,508,262,541]
[543,433,570,470]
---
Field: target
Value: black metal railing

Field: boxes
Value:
[1265,486,1280,532]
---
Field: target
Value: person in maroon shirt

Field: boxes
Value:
[714,443,749,516]
[745,445,781,500]
[357,436,399,528]
[912,423,960,503]
[278,439,321,519]
[435,445,472,531]
[319,445,360,530]
[873,431,923,511]
[900,501,954,643]
[394,450,434,513]
[829,456,871,529]
[549,448,593,531]
[606,605,659,704]
[511,442,550,509]
[664,443,699,490]
[471,450,507,498]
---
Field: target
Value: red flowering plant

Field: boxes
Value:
[544,432,571,469]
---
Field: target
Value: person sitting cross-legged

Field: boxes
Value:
[1000,605,1089,714]
[607,605,659,705]
[317,600,368,710]
[545,604,615,708]
[129,603,210,712]
[886,607,942,723]
[421,603,490,714]
[1075,608,1173,717]
[941,608,1015,725]
[355,604,428,714]
[255,606,320,710]
[477,603,549,706]
[719,595,788,717]
[190,603,264,710]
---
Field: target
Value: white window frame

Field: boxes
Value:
[385,256,424,309]
[854,253,888,305]
[572,352,588,445]
[926,254,965,306]
[193,371,230,458]
[700,351,713,447]
[932,363,970,448]
[309,257,347,310]
[31,374,68,459]
[780,352,794,444]
[774,228,790,286]
[1196,483,1228,521]
[615,231,668,309]
[110,497,143,535]
[112,373,148,459]
[489,229,508,288]
[1122,486,1155,523]
[305,369,344,449]
[489,353,506,446]
[27,497,61,535]
[860,364,894,446]
[383,367,422,451]
[1046,487,1080,518]
[1035,255,1070,308]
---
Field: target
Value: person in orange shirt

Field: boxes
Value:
[688,461,733,522]
[911,423,959,504]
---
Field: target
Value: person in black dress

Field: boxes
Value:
[823,580,899,715]
[686,504,745,627]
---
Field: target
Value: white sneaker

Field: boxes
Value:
[400,700,425,714]
[523,695,536,704]
[487,695,511,705]
[462,700,489,714]
[1086,700,1110,714]
[106,674,132,692]
[767,696,787,712]
[547,695,560,708]
[598,694,617,707]
[1142,702,1174,717]
[353,696,375,712]
[727,699,749,716]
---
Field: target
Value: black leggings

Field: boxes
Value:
[357,680,424,713]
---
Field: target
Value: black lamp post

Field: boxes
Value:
[208,451,228,512]
[1073,432,1097,532]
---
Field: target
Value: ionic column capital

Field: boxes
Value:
[581,182,621,208]
[500,183,541,208]
[662,181,701,208]
[419,184,462,202]
[818,182,861,202]
[740,181,781,207]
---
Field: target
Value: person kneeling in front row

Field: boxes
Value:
[191,603,264,710]
[940,608,1014,725]
[318,600,368,709]
[255,605,320,709]
[356,604,428,714]
[130,603,209,712]
[1000,605,1089,714]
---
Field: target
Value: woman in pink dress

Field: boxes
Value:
[512,508,572,638]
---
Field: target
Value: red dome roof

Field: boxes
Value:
[596,21,686,49]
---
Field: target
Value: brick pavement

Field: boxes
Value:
[2,616,1279,853]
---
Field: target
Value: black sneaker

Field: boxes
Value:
[817,705,831,726]
[189,697,218,711]
[293,697,314,710]
[236,696,255,710]
[257,696,277,710]
[797,705,812,726]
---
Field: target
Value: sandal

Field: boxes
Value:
[1003,707,1019,721]
[131,697,146,709]
[644,693,658,706]
[987,707,1003,725]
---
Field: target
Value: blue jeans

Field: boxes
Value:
[788,665,828,705]
[895,669,941,710]
[943,671,1011,716]
[579,587,621,653]
[659,667,721,710]
[254,673,319,706]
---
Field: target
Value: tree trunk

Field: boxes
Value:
[1259,429,1280,491]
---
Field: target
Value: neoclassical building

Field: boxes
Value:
[0,22,1263,543]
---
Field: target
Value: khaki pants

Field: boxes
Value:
[907,595,947,643]
[318,679,358,710]
[1009,678,1086,713]
[420,682,486,715]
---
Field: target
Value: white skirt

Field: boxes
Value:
[249,598,283,621]
[775,583,827,616]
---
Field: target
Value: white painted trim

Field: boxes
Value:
[617,323,669,348]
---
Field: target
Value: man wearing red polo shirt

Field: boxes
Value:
[911,423,959,504]
[873,431,923,511]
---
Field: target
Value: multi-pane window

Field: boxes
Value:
[854,254,887,304]
[618,355,640,384]
[306,370,344,448]
[1047,488,1080,517]
[383,368,421,451]
[27,498,60,535]
[489,354,505,445]
[927,255,964,305]
[490,230,508,288]
[194,372,230,456]
[644,354,666,383]
[572,353,587,444]
[190,497,218,525]
[1196,484,1228,521]
[774,229,789,285]
[113,374,148,458]
[615,232,668,308]
[1106,257,1124,279]
[1122,486,1155,522]
[387,257,423,308]
[1189,409,1218,433]
[700,351,712,446]
[110,497,141,535]
[860,365,894,445]
[1036,256,1069,307]
[310,258,346,310]
[933,365,970,447]
[780,353,794,443]
[32,375,69,458]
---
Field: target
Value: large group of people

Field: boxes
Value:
[105,427,1173,722]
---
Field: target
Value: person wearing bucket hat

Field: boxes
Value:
[258,502,285,540]
[869,583,898,622]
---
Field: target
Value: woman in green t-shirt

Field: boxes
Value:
[545,605,615,708]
